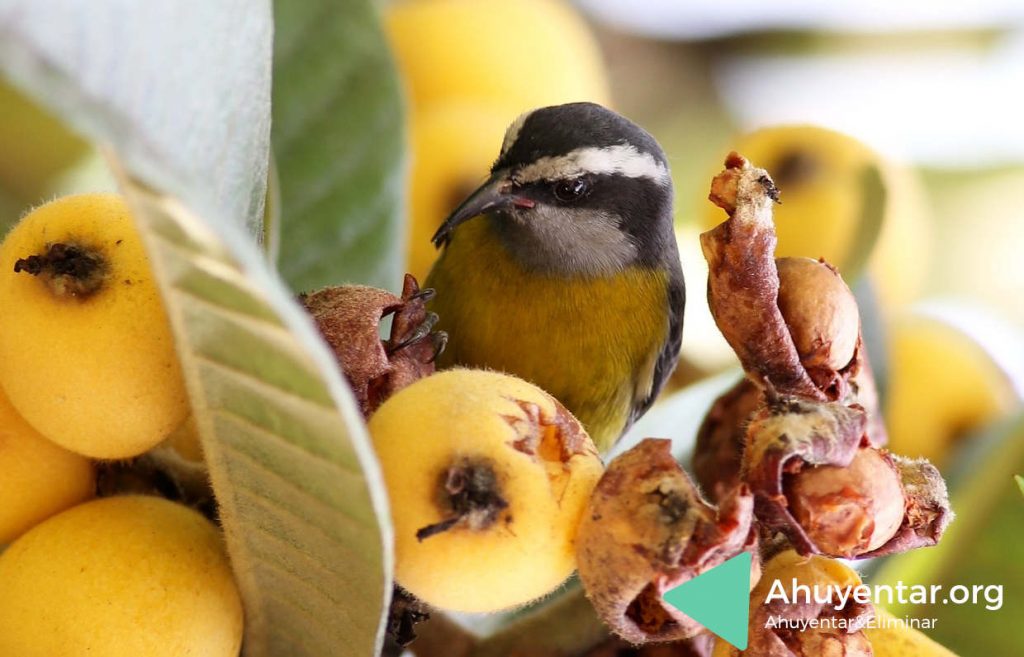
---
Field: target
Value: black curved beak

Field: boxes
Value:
[431,172,534,247]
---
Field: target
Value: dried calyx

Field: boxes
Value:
[576,439,759,644]
[415,457,508,541]
[692,378,762,503]
[301,274,447,417]
[694,152,951,560]
[14,241,108,298]
[700,153,877,409]
[384,587,430,650]
[742,395,951,559]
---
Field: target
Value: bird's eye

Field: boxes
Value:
[552,178,589,202]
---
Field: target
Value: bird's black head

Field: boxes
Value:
[492,102,669,175]
[433,102,677,276]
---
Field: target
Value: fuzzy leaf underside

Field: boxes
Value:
[118,182,393,657]
[0,0,271,237]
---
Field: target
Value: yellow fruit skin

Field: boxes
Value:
[164,414,203,462]
[385,0,609,111]
[0,496,242,657]
[407,103,513,280]
[866,609,959,657]
[0,193,189,459]
[701,125,930,307]
[369,369,604,613]
[886,315,1017,465]
[0,386,94,544]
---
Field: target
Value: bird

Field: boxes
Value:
[424,102,685,452]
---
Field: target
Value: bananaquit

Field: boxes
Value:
[425,102,684,451]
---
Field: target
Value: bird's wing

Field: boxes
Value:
[626,270,686,432]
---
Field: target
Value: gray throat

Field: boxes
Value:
[486,208,639,277]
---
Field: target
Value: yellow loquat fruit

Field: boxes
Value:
[369,368,604,613]
[0,193,189,459]
[384,0,609,112]
[0,495,243,657]
[0,385,94,545]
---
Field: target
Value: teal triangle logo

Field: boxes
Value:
[662,552,751,650]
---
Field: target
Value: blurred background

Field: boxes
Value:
[1,1,1022,654]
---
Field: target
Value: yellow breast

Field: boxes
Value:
[425,220,670,450]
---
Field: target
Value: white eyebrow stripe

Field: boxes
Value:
[512,144,669,185]
[500,110,532,157]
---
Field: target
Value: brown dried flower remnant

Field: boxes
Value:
[700,154,885,411]
[415,457,508,541]
[383,587,430,652]
[13,241,108,298]
[700,154,823,401]
[577,439,759,644]
[692,378,762,503]
[301,274,446,417]
[742,397,951,559]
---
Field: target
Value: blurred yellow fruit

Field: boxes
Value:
[886,314,1018,466]
[0,386,94,545]
[714,553,961,655]
[407,102,513,280]
[369,369,604,613]
[0,193,189,459]
[0,495,242,657]
[164,415,203,462]
[384,0,609,111]
[712,550,869,657]
[866,608,959,657]
[701,125,930,307]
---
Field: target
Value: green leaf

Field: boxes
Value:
[1,3,394,656]
[870,412,1024,656]
[1016,474,1024,497]
[0,184,22,235]
[272,0,406,292]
